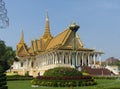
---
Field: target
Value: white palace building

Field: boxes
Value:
[12,13,103,76]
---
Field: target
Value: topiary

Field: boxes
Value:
[43,67,82,77]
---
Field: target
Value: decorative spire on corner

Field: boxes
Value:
[43,11,52,38]
[19,30,24,44]
[46,11,49,21]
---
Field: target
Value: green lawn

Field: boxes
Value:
[7,79,120,89]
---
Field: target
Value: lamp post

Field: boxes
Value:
[69,23,80,68]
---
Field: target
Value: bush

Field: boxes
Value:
[31,67,96,87]
[93,76,119,79]
[7,75,33,81]
[0,71,8,89]
[43,67,82,77]
[32,76,96,87]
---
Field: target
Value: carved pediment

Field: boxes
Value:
[17,44,29,57]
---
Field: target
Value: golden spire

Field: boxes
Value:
[43,11,52,38]
[19,30,24,43]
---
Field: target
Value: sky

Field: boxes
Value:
[0,0,120,60]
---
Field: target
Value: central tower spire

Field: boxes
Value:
[43,11,52,38]
[20,30,24,43]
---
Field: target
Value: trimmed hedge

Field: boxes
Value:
[93,76,120,79]
[31,76,96,87]
[31,67,96,87]
[7,75,33,81]
[43,67,82,77]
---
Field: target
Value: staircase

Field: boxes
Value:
[81,66,112,76]
[105,65,119,75]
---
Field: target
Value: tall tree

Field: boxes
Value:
[0,40,16,72]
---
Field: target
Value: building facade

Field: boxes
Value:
[12,13,103,76]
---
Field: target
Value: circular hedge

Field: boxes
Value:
[43,67,82,77]
[31,67,97,87]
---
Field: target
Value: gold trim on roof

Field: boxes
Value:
[46,28,71,50]
[16,13,103,57]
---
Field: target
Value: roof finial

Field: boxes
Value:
[20,30,24,43]
[43,11,52,38]
[46,10,49,21]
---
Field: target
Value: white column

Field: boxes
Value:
[57,53,59,64]
[69,52,71,65]
[49,54,51,64]
[62,52,65,64]
[90,54,92,66]
[59,52,61,64]
[93,54,96,65]
[55,53,57,64]
[47,55,49,65]
[48,54,50,64]
[99,54,102,66]
[58,53,61,64]
[55,52,58,64]
[87,53,90,66]
[52,53,55,64]
[84,54,87,66]
[51,53,53,64]
[49,54,51,65]
[65,53,69,64]
[50,54,52,64]
[56,53,58,64]
[45,55,47,65]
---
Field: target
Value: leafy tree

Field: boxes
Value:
[0,40,16,72]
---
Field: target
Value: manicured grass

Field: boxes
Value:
[7,79,120,89]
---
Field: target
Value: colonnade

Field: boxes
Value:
[12,50,102,76]
[35,50,102,68]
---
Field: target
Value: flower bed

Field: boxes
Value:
[31,67,97,87]
[31,76,96,87]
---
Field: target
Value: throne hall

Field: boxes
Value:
[12,13,103,76]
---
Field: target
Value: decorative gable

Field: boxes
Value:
[17,44,29,57]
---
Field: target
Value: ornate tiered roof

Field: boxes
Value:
[16,13,96,57]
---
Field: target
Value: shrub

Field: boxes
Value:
[0,71,8,89]
[31,67,96,87]
[43,67,82,77]
[93,76,119,80]
[7,75,33,81]
[32,76,96,87]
